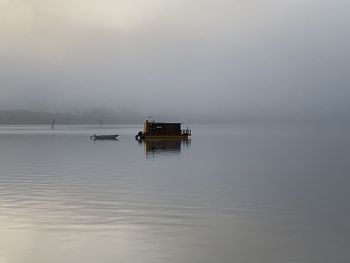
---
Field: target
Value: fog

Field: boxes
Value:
[1,0,349,122]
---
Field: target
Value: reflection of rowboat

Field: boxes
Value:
[91,134,119,140]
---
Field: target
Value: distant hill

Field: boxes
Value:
[0,109,145,124]
[3,109,345,125]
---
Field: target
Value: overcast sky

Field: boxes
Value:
[0,0,349,120]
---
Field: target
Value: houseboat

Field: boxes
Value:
[135,120,191,140]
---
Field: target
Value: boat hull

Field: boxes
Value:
[91,135,119,140]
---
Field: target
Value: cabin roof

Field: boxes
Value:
[150,122,182,125]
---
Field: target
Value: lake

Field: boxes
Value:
[0,124,349,263]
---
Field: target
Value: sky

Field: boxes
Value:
[0,0,349,121]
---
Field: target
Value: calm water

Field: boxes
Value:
[0,124,349,263]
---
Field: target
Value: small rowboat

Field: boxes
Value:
[91,134,119,140]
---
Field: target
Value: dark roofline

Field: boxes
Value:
[146,121,182,124]
[152,122,182,125]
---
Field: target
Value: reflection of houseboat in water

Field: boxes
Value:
[139,138,191,156]
[135,120,191,140]
[145,139,190,152]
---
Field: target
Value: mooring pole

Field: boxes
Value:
[51,119,55,130]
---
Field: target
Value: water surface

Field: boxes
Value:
[0,124,349,263]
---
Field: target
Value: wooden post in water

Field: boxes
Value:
[51,119,55,130]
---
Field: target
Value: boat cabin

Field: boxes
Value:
[136,120,191,139]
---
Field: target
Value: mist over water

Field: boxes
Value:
[1,0,350,262]
[1,0,350,121]
[0,124,349,263]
